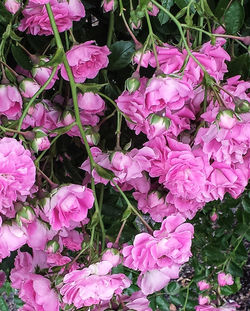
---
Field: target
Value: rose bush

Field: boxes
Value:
[0,0,249,310]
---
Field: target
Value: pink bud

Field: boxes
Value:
[218,272,234,286]
[16,205,36,225]
[198,295,210,305]
[198,280,210,291]
[4,0,20,14]
[102,248,121,267]
[217,110,237,129]
[102,0,115,12]
[46,240,60,253]
[19,78,40,98]
[210,212,218,222]
[0,271,6,288]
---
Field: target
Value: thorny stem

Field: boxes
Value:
[114,220,126,247]
[36,166,58,189]
[0,59,19,77]
[119,0,142,49]
[145,11,160,71]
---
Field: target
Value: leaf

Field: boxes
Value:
[122,206,132,221]
[0,3,12,25]
[0,297,8,311]
[11,44,33,70]
[242,197,250,213]
[94,164,115,180]
[224,1,244,34]
[77,83,107,93]
[227,261,243,277]
[175,0,195,13]
[158,0,174,25]
[108,41,135,71]
[156,295,169,310]
[214,0,230,19]
[43,48,64,67]
[165,281,180,295]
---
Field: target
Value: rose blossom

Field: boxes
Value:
[61,41,110,83]
[61,261,131,308]
[0,138,36,216]
[18,0,85,36]
[19,78,40,98]
[102,0,114,12]
[0,85,22,119]
[45,184,94,230]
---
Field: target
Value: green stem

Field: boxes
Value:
[182,280,193,311]
[46,3,106,249]
[112,180,153,234]
[115,111,122,150]
[145,11,160,71]
[15,66,58,137]
[198,0,204,46]
[107,11,114,48]
[151,0,208,75]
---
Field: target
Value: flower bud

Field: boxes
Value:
[84,126,100,146]
[198,295,210,305]
[16,205,36,225]
[46,240,60,253]
[218,272,234,286]
[102,0,116,12]
[19,78,40,98]
[216,110,237,129]
[149,113,171,129]
[125,77,141,93]
[31,128,50,152]
[210,211,218,222]
[234,97,250,113]
[102,248,121,267]
[4,0,20,14]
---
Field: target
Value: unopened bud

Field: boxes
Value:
[84,126,100,146]
[125,77,140,93]
[234,97,250,113]
[216,110,237,129]
[149,114,171,129]
[31,128,50,152]
[16,205,35,225]
[46,240,60,253]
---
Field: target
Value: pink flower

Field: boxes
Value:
[137,265,180,295]
[122,214,194,272]
[195,305,218,311]
[218,272,234,286]
[4,0,20,14]
[19,274,59,311]
[199,295,210,305]
[77,92,105,114]
[45,184,94,230]
[102,0,114,12]
[219,302,239,310]
[0,223,27,262]
[102,249,121,267]
[59,228,83,251]
[198,280,210,291]
[18,0,85,36]
[0,85,22,119]
[61,261,131,308]
[124,291,152,311]
[210,212,218,222]
[0,138,36,216]
[61,41,110,83]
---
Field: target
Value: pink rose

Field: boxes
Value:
[124,291,152,311]
[18,0,85,36]
[78,92,105,114]
[4,0,20,14]
[61,41,110,83]
[45,184,94,230]
[0,138,36,216]
[218,272,234,286]
[61,262,131,308]
[0,85,22,119]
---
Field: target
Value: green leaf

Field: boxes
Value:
[0,3,12,25]
[242,197,250,213]
[224,1,244,34]
[0,297,9,311]
[11,44,33,70]
[42,48,64,67]
[158,0,174,25]
[122,206,132,221]
[77,83,107,93]
[94,164,115,180]
[227,261,243,277]
[214,0,229,19]
[175,0,195,13]
[108,41,135,71]
[156,295,169,310]
[165,281,180,295]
